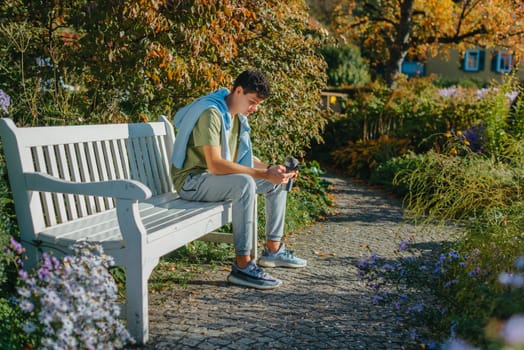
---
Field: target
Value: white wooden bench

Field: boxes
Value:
[0,116,257,344]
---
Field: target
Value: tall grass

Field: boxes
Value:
[396,147,522,225]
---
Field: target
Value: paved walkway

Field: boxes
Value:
[140,174,451,350]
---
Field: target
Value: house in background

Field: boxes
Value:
[401,48,524,84]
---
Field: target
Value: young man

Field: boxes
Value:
[171,69,306,289]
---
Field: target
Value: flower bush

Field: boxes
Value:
[2,238,132,349]
[326,76,521,181]
[358,239,524,349]
[389,138,524,347]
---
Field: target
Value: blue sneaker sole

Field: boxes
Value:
[227,273,282,290]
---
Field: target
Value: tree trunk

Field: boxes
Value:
[383,0,415,88]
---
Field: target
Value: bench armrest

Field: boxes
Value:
[24,172,152,200]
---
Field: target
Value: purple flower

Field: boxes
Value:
[448,251,460,259]
[502,314,524,345]
[442,338,478,350]
[515,256,524,270]
[439,87,461,98]
[37,266,51,281]
[372,294,383,304]
[18,269,28,280]
[444,279,459,288]
[381,263,395,271]
[9,237,23,255]
[476,88,491,100]
[51,256,60,269]
[427,341,437,349]
[394,301,401,310]
[450,321,458,338]
[398,238,410,251]
[0,89,10,113]
[498,272,524,287]
[507,91,519,104]
[462,124,485,153]
[409,301,425,313]
[468,266,480,277]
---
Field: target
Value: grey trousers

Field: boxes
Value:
[178,173,287,256]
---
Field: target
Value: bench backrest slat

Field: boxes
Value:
[56,144,78,221]
[65,143,88,217]
[0,117,175,236]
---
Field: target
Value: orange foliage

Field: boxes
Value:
[329,0,524,79]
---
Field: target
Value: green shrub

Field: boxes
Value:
[323,77,519,175]
[368,152,424,196]
[288,160,334,223]
[0,297,33,350]
[332,135,411,179]
[508,88,524,139]
[433,76,487,89]
[319,44,370,88]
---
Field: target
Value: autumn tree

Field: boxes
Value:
[0,0,327,160]
[326,0,524,87]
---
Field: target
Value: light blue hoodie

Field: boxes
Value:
[171,88,253,169]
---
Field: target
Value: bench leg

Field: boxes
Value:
[124,257,158,344]
[23,243,40,272]
[252,196,258,260]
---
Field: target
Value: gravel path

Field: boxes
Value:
[137,174,452,350]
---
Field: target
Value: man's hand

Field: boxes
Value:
[266,165,295,185]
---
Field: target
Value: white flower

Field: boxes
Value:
[19,300,34,312]
[22,321,36,333]
[41,337,55,347]
[40,324,54,336]
[70,284,86,298]
[17,286,31,298]
[61,318,74,332]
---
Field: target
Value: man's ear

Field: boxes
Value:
[234,86,244,95]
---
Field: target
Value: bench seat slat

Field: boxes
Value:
[37,195,232,248]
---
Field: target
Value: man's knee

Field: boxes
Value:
[236,174,256,198]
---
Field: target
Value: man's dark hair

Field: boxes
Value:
[233,69,271,99]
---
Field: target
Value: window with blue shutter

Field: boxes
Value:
[463,49,485,72]
[494,51,513,73]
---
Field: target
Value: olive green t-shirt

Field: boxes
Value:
[171,107,239,192]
